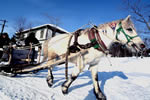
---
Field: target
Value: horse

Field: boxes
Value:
[41,15,145,100]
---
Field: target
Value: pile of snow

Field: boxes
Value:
[0,57,150,100]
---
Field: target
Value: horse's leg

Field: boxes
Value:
[62,55,84,94]
[46,52,57,87]
[62,66,81,94]
[90,66,106,100]
[47,66,54,87]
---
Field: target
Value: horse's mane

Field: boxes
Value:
[80,28,91,35]
[98,19,123,29]
[79,19,123,35]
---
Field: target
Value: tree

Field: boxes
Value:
[122,0,150,33]
[42,13,62,36]
[13,17,33,40]
[43,13,62,26]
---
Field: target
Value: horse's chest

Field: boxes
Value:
[83,48,103,65]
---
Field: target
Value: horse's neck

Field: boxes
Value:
[78,28,116,49]
[77,33,91,44]
[99,28,115,49]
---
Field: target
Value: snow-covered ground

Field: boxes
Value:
[0,57,150,100]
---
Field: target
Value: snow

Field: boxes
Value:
[0,57,150,100]
[21,24,69,34]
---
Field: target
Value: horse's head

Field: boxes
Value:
[98,15,145,54]
[116,15,145,52]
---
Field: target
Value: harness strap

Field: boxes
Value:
[88,27,107,53]
[95,28,107,50]
[69,27,107,54]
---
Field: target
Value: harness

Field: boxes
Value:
[69,27,107,54]
[65,27,108,79]
[88,27,107,53]
[116,22,138,44]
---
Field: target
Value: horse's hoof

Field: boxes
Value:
[100,96,106,100]
[94,89,106,100]
[47,82,53,87]
[46,76,53,87]
[62,90,68,95]
[47,80,53,87]
[62,83,68,94]
[96,95,106,100]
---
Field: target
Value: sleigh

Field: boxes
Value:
[0,45,42,76]
[0,43,88,77]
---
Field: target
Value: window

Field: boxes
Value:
[40,29,44,38]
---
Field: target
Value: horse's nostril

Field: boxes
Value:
[140,44,145,48]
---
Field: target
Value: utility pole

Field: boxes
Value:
[0,20,8,34]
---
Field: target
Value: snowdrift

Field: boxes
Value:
[0,57,150,100]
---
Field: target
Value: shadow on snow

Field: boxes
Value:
[69,71,128,100]
[13,66,128,100]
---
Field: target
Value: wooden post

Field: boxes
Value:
[27,43,32,64]
[38,48,41,63]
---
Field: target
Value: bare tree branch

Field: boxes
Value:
[13,17,34,40]
[13,17,26,33]
[122,0,150,32]
[132,17,145,23]
[13,17,34,32]
[43,13,62,26]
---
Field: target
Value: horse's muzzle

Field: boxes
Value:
[140,44,145,49]
[131,43,146,54]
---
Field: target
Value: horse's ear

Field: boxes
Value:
[123,15,131,22]
[122,15,132,26]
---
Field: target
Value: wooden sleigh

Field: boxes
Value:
[0,42,88,77]
[0,44,42,76]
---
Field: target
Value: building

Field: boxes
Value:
[18,24,69,44]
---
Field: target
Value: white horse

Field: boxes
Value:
[41,15,145,100]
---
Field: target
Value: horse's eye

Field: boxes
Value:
[126,28,133,32]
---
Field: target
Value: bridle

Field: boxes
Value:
[116,22,139,44]
[115,22,144,52]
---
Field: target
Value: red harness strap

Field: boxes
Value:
[88,28,107,53]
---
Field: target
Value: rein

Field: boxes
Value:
[116,22,138,44]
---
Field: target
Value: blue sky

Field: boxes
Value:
[0,0,140,37]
